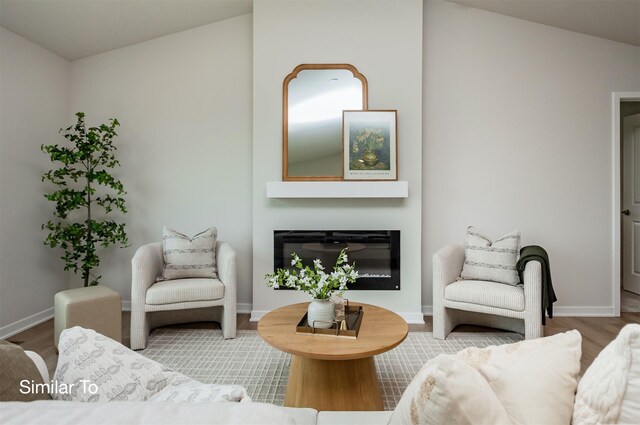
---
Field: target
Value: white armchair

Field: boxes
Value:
[433,243,542,340]
[130,241,237,350]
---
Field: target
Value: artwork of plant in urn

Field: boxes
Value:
[265,249,358,329]
[343,110,397,180]
[349,124,391,171]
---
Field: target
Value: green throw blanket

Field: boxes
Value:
[516,245,557,325]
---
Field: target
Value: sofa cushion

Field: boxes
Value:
[0,340,51,401]
[317,411,392,425]
[460,226,521,285]
[444,280,525,311]
[162,227,217,280]
[572,324,640,425]
[0,401,317,425]
[146,278,224,305]
[53,327,190,401]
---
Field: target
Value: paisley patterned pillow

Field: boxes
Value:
[150,381,250,403]
[53,327,190,402]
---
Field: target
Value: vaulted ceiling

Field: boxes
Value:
[0,0,252,61]
[451,0,640,47]
[0,0,638,62]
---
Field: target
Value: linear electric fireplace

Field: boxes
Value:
[274,230,400,290]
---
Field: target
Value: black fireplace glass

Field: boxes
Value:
[273,230,400,290]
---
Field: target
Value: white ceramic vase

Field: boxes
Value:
[307,298,334,329]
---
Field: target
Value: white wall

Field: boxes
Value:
[0,28,70,335]
[69,14,253,308]
[422,0,640,314]
[4,0,639,336]
[252,0,424,321]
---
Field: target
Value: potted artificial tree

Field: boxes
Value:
[42,112,128,346]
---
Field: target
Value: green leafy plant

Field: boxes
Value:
[41,112,128,287]
[265,249,358,299]
[351,128,385,153]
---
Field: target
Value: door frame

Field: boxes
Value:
[612,91,640,317]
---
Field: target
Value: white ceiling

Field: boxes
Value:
[451,0,640,47]
[0,0,638,62]
[0,0,252,61]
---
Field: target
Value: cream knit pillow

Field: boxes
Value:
[460,226,521,285]
[162,227,217,280]
[572,324,640,425]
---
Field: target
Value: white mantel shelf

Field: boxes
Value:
[266,181,409,199]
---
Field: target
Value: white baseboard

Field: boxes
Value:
[250,309,425,324]
[0,307,54,340]
[3,302,614,340]
[399,312,425,324]
[421,305,616,317]
[552,306,616,317]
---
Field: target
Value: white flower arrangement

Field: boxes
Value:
[265,249,358,300]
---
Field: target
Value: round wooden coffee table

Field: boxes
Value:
[258,302,408,411]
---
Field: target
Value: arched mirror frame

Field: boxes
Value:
[282,64,369,181]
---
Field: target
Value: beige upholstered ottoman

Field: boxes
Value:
[54,286,122,348]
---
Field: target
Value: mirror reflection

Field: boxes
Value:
[284,65,368,180]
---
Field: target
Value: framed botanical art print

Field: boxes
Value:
[342,110,398,181]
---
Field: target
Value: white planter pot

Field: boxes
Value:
[307,298,334,329]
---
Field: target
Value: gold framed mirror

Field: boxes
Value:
[283,64,368,181]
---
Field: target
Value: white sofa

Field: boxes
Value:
[0,399,391,425]
[4,324,639,425]
[4,345,392,424]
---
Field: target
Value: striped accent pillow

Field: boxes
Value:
[162,227,217,280]
[460,226,521,285]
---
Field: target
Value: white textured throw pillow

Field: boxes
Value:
[455,330,581,425]
[162,227,217,280]
[389,355,512,425]
[572,324,640,425]
[53,327,190,402]
[391,330,581,425]
[460,226,521,285]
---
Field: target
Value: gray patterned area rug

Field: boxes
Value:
[141,329,522,410]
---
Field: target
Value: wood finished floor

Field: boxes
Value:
[8,312,639,377]
[622,289,640,312]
